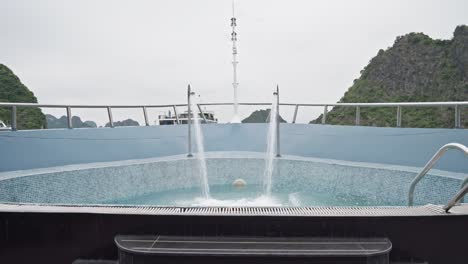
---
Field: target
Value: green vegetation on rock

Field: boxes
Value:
[0,64,46,129]
[311,25,468,128]
[46,114,97,129]
[105,119,140,127]
[242,109,287,123]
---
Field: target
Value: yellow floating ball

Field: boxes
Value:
[232,178,247,188]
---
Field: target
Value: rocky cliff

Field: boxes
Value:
[0,64,46,129]
[311,25,468,128]
[105,119,140,127]
[46,114,97,129]
[242,109,287,123]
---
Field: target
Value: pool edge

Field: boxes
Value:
[1,203,468,217]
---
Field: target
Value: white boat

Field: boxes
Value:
[158,110,218,125]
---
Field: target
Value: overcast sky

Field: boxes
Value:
[1,0,468,125]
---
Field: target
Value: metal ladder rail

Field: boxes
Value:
[408,143,468,206]
[444,183,468,212]
[460,177,468,203]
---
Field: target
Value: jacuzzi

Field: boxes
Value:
[0,152,465,208]
[1,124,468,264]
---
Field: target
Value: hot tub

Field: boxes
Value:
[0,152,465,207]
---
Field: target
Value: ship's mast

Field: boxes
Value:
[230,1,241,123]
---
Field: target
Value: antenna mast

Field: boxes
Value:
[230,0,241,123]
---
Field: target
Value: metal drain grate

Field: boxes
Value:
[0,203,459,217]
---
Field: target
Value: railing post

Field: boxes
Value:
[11,106,17,131]
[187,85,193,157]
[142,106,149,126]
[355,106,360,126]
[173,105,179,125]
[107,106,114,128]
[322,105,328,124]
[275,85,281,157]
[66,106,73,129]
[397,106,402,128]
[455,105,461,128]
[458,105,462,128]
[292,104,299,124]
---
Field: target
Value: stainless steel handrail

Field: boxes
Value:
[444,184,468,212]
[0,101,466,130]
[461,177,468,203]
[2,101,467,108]
[408,143,468,206]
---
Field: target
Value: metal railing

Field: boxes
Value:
[444,183,468,213]
[0,101,466,131]
[407,143,468,208]
[461,177,468,203]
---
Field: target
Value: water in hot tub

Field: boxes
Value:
[106,184,371,207]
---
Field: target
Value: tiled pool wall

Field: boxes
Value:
[275,159,463,205]
[0,156,463,206]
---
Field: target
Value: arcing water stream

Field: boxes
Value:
[190,96,211,199]
[263,93,279,197]
[188,91,283,205]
